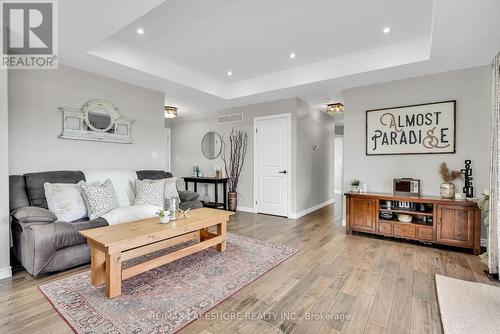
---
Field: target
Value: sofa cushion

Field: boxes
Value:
[178,190,200,202]
[44,182,88,222]
[11,206,57,223]
[79,179,120,220]
[9,175,30,212]
[136,170,173,181]
[82,169,137,206]
[24,171,85,209]
[102,205,161,226]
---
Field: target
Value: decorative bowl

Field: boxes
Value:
[397,214,413,223]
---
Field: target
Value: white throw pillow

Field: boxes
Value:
[164,177,179,199]
[79,179,120,220]
[44,182,88,222]
[133,179,165,207]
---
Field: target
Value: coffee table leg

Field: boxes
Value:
[106,253,122,298]
[90,245,106,286]
[216,220,227,252]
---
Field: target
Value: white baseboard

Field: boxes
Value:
[0,266,12,280]
[236,206,255,213]
[481,238,487,247]
[289,198,335,219]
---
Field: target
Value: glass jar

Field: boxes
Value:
[165,197,179,220]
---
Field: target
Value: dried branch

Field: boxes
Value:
[221,127,249,192]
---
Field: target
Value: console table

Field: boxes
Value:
[345,192,481,254]
[183,177,229,210]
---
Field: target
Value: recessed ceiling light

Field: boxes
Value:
[383,27,391,34]
[289,53,296,59]
[137,28,144,35]
[227,71,232,76]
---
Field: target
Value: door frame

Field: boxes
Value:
[253,113,292,217]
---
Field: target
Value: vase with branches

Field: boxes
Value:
[221,127,248,211]
[439,162,464,199]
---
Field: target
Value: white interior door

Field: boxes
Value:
[255,115,290,216]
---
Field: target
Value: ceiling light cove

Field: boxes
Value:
[383,27,391,34]
[289,53,296,59]
[227,71,233,76]
[137,28,145,35]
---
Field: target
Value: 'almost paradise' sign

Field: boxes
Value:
[366,101,456,155]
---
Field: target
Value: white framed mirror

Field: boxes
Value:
[59,99,135,144]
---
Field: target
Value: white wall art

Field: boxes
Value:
[366,100,456,155]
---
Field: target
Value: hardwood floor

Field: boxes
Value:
[0,204,496,334]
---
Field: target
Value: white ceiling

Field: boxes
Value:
[59,0,500,116]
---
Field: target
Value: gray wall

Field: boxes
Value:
[296,99,335,212]
[8,65,166,174]
[168,97,335,214]
[343,66,491,234]
[0,69,11,279]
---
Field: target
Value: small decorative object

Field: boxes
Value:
[361,183,368,193]
[455,193,466,200]
[195,166,201,178]
[351,179,360,192]
[439,162,464,199]
[164,106,177,118]
[178,208,190,219]
[165,197,179,220]
[213,165,222,178]
[59,99,135,144]
[326,103,344,114]
[461,160,474,198]
[221,127,248,212]
[157,210,171,224]
[366,100,455,155]
[397,214,413,223]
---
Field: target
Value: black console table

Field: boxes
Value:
[183,177,229,210]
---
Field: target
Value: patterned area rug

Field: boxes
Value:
[40,233,298,334]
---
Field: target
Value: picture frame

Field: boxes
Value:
[365,100,456,156]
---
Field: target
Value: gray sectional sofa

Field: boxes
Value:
[9,170,202,277]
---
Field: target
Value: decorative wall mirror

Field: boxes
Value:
[59,99,135,144]
[201,131,222,159]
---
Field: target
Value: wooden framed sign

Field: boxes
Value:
[366,100,456,155]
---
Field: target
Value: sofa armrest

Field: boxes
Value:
[11,206,57,224]
[178,190,200,202]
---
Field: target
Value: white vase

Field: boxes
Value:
[440,182,455,199]
[160,216,170,224]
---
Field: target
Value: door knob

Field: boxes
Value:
[278,170,287,174]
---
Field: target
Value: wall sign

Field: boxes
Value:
[366,100,456,155]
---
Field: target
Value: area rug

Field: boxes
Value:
[40,233,298,334]
[436,274,500,334]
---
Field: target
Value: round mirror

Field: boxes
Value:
[82,99,118,133]
[201,132,222,160]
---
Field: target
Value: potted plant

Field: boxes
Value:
[157,209,171,224]
[351,179,361,192]
[439,162,463,199]
[221,127,248,212]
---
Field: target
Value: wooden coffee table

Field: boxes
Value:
[79,208,234,298]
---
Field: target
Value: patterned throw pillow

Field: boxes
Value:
[79,179,120,220]
[133,179,165,207]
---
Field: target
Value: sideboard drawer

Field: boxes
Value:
[378,221,393,235]
[393,223,416,239]
[417,226,433,241]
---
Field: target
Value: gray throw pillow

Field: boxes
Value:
[133,179,164,207]
[79,179,120,220]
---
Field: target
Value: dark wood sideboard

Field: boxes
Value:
[345,192,481,255]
